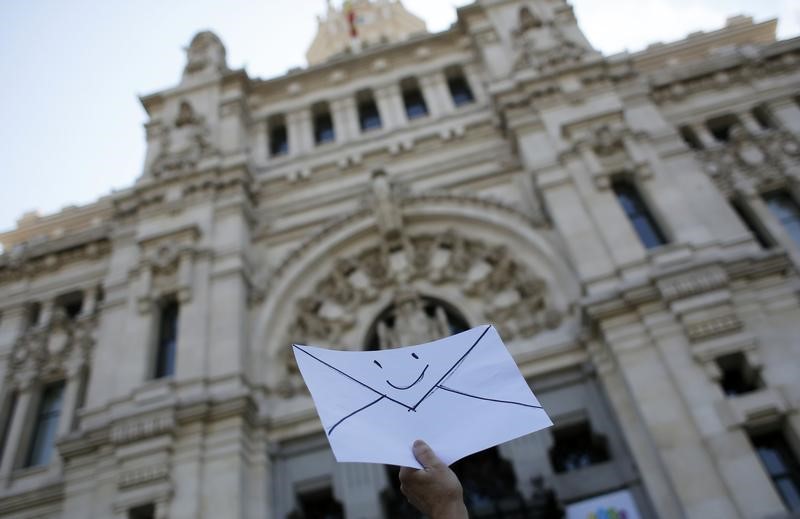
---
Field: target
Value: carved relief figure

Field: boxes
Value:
[512,6,584,72]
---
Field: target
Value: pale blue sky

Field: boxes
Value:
[1,0,798,233]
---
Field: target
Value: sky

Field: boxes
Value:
[1,0,798,234]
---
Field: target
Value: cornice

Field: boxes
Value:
[0,483,63,515]
[583,249,795,321]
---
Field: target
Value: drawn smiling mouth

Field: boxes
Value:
[386,364,429,390]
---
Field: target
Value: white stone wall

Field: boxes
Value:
[0,1,799,518]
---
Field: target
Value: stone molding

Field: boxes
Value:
[118,463,170,490]
[0,483,63,515]
[110,413,176,446]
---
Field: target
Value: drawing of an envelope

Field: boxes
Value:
[293,324,553,468]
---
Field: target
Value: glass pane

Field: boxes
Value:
[765,192,800,246]
[776,477,800,511]
[155,301,179,378]
[26,382,64,467]
[359,102,382,131]
[403,91,428,119]
[758,445,788,476]
[448,77,474,106]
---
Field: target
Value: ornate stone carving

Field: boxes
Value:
[110,413,176,445]
[11,313,96,382]
[698,127,800,197]
[512,7,586,73]
[285,230,561,351]
[118,463,170,489]
[150,101,214,179]
[183,31,228,77]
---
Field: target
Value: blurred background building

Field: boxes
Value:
[0,0,799,517]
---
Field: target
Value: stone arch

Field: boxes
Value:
[252,196,580,394]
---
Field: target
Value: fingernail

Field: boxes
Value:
[413,439,425,448]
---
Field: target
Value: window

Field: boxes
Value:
[752,105,776,130]
[549,421,610,473]
[312,103,335,145]
[764,190,800,247]
[26,302,41,329]
[357,90,382,132]
[751,431,800,512]
[706,114,739,143]
[296,487,344,519]
[446,68,475,107]
[269,116,289,157]
[401,78,428,120]
[612,180,668,249]
[154,297,179,379]
[731,199,772,249]
[678,125,703,150]
[716,352,762,396]
[25,381,65,467]
[0,392,17,466]
[55,290,83,320]
[128,503,156,519]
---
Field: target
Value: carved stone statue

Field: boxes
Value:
[370,170,403,241]
[183,31,228,78]
[512,7,585,72]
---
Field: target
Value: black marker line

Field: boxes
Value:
[327,395,385,435]
[437,385,543,410]
[386,364,429,390]
[411,325,492,410]
[292,345,414,411]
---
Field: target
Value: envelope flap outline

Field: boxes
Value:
[293,325,493,412]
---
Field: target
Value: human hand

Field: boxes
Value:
[398,440,467,519]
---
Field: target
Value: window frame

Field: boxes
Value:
[611,179,669,250]
[24,380,65,468]
[763,189,800,248]
[750,429,800,512]
[153,296,179,380]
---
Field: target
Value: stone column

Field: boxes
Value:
[690,123,717,148]
[375,84,405,130]
[0,381,34,482]
[287,109,312,156]
[79,287,99,319]
[252,120,269,166]
[463,63,487,104]
[497,430,552,499]
[38,299,54,329]
[331,96,357,143]
[333,462,388,519]
[419,72,453,118]
[57,365,84,437]
[767,98,800,134]
[737,111,763,134]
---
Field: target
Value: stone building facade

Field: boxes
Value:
[1,1,799,518]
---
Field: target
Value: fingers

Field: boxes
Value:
[412,439,443,470]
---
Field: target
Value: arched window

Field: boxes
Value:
[363,295,469,351]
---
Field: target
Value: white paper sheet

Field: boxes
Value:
[293,324,553,468]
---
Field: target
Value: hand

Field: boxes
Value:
[398,440,468,519]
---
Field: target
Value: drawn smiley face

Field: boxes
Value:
[373,352,429,390]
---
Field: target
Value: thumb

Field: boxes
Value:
[412,440,444,470]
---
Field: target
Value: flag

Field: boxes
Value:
[343,0,358,38]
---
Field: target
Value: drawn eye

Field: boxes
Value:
[411,353,419,359]
[374,360,383,369]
